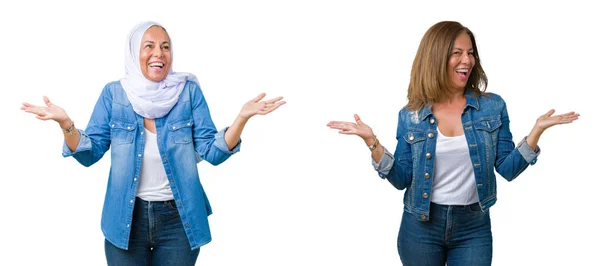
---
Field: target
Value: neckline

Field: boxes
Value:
[436,127,464,139]
[144,127,157,135]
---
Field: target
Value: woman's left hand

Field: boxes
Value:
[239,93,286,120]
[534,109,580,132]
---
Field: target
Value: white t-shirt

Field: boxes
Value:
[136,127,174,201]
[431,128,479,205]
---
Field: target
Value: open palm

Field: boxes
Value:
[21,96,69,123]
[535,109,579,131]
[239,93,286,119]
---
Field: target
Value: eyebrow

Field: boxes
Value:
[453,47,474,51]
[142,41,170,45]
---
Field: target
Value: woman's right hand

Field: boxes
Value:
[327,114,377,146]
[21,96,71,128]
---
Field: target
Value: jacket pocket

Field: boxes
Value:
[474,117,502,149]
[473,118,502,132]
[110,119,136,144]
[403,131,427,158]
[168,119,194,144]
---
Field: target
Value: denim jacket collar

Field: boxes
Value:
[418,89,480,121]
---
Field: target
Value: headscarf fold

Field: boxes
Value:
[120,21,199,118]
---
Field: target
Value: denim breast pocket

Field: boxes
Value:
[403,131,426,160]
[110,120,136,145]
[474,118,502,150]
[168,119,194,144]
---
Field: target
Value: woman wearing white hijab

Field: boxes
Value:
[21,21,285,265]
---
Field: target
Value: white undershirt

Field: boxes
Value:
[431,128,479,205]
[136,128,174,201]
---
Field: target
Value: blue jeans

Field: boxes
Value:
[398,202,493,266]
[105,197,200,266]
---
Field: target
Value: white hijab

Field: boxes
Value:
[120,21,199,118]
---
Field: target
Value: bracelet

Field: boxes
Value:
[367,137,379,151]
[62,121,75,134]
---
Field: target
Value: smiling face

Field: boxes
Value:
[139,26,172,82]
[446,31,475,91]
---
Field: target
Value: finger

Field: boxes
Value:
[43,96,53,108]
[327,121,355,128]
[330,124,357,131]
[354,114,364,125]
[264,96,284,104]
[263,102,285,112]
[22,106,44,115]
[556,111,577,117]
[544,109,555,117]
[251,93,267,103]
[561,115,580,123]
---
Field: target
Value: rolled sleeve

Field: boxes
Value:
[372,147,395,179]
[213,127,241,154]
[61,130,92,157]
[517,136,541,165]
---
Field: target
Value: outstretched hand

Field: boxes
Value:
[327,114,376,144]
[534,109,580,132]
[239,93,286,120]
[21,96,70,126]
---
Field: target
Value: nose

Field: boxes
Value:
[152,46,163,58]
[461,53,472,65]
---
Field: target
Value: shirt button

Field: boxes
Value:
[428,133,434,138]
[134,177,138,182]
[163,157,167,161]
[426,153,432,159]
[130,200,134,203]
[429,118,435,124]
[424,173,430,179]
[127,126,131,130]
[423,193,429,199]
[141,131,144,135]
[138,154,142,157]
[420,214,426,220]
[126,224,130,228]
[111,124,115,128]
[187,123,191,126]
[173,126,176,130]
[409,135,414,141]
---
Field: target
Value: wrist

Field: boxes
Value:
[236,114,250,123]
[365,136,379,151]
[364,135,377,147]
[59,119,73,130]
[530,125,544,137]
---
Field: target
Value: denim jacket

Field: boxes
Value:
[374,91,539,221]
[62,81,240,250]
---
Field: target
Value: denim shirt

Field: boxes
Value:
[374,91,540,221]
[62,81,240,250]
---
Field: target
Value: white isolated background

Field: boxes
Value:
[1,0,597,265]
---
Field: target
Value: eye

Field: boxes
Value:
[468,52,474,56]
[144,44,153,49]
[452,51,461,55]
[162,45,170,50]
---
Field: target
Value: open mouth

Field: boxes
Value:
[456,69,469,80]
[149,62,164,69]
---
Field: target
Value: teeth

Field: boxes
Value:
[149,63,164,67]
[456,69,468,73]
